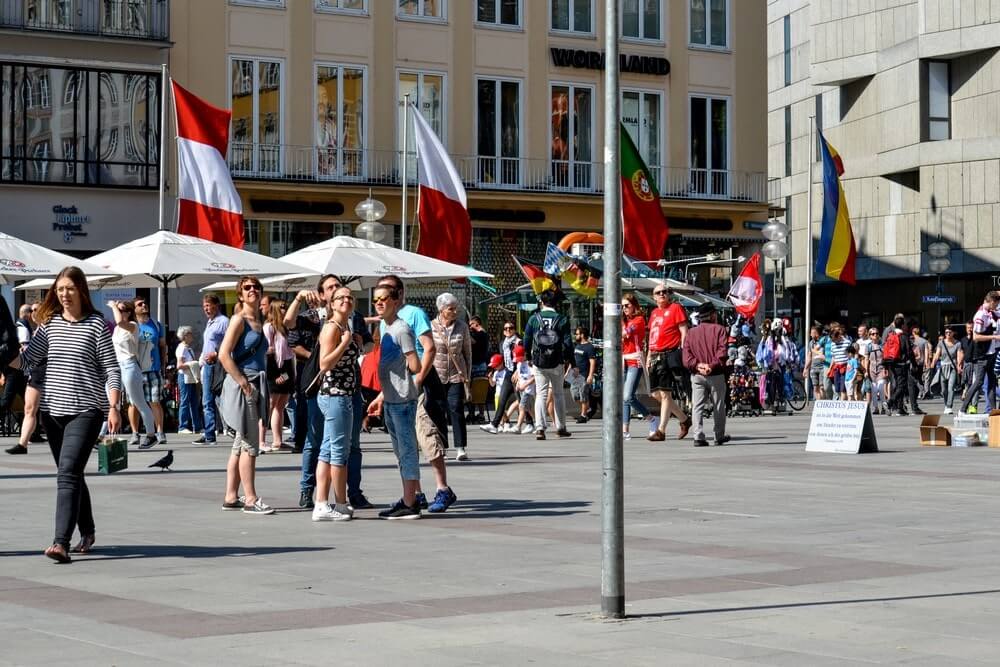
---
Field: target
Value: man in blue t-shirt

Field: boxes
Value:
[132,297,166,444]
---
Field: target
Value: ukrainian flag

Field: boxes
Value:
[815,132,857,285]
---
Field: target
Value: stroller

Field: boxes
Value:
[728,346,762,417]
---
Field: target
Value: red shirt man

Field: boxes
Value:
[648,300,688,352]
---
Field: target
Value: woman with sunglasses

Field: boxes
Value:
[621,293,651,439]
[23,266,122,563]
[108,299,158,449]
[219,276,274,515]
[931,328,964,414]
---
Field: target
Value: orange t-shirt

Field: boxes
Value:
[647,303,687,352]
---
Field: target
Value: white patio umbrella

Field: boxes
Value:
[0,231,110,285]
[84,230,307,327]
[199,273,366,293]
[277,235,492,288]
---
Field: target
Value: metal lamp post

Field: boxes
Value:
[354,189,388,243]
[761,220,788,319]
[928,239,951,333]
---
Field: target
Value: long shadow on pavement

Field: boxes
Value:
[429,498,590,519]
[0,545,332,560]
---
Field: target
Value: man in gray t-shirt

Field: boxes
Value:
[379,318,418,404]
[911,327,931,399]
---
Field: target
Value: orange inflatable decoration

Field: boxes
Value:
[557,232,604,252]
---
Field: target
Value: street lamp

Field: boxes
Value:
[354,189,387,243]
[761,219,789,319]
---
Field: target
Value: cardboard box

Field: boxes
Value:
[920,414,951,447]
[988,410,1000,447]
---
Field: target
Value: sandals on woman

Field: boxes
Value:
[44,543,72,564]
[71,534,95,554]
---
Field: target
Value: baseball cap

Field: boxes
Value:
[488,354,503,369]
[513,345,525,361]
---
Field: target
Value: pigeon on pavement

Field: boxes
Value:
[148,450,174,471]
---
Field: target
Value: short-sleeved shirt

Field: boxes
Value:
[515,361,535,395]
[379,317,418,403]
[866,342,884,376]
[200,313,230,362]
[396,303,432,358]
[937,340,960,367]
[138,318,163,372]
[622,315,646,368]
[972,306,999,358]
[912,335,930,366]
[16,318,31,348]
[829,338,851,365]
[647,303,687,352]
[574,341,596,376]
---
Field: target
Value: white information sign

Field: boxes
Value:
[805,400,879,454]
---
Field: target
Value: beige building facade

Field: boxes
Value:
[768,0,1000,335]
[170,0,768,295]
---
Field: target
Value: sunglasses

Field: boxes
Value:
[242,284,262,292]
[653,291,668,296]
[135,302,146,307]
[372,295,392,304]
[334,295,355,302]
[503,326,514,330]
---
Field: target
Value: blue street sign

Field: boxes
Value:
[922,295,957,304]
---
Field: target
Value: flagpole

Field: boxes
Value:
[401,94,410,251]
[157,63,169,332]
[806,116,814,343]
[600,0,624,620]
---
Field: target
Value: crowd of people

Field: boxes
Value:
[7,267,999,563]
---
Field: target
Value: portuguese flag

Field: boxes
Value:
[620,123,669,261]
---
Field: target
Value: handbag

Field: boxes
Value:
[299,341,322,399]
[98,437,128,474]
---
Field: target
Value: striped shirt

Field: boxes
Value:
[24,312,122,417]
[829,338,852,365]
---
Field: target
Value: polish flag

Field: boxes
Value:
[172,81,244,248]
[727,253,764,318]
[412,104,471,265]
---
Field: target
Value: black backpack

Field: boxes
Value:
[0,296,20,370]
[531,313,565,369]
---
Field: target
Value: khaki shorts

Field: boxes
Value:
[231,431,259,457]
[415,393,445,462]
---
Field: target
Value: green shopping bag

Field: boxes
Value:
[98,437,128,474]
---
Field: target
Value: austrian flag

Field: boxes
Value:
[172,81,244,248]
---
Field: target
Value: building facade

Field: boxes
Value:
[169,0,769,309]
[768,0,1000,337]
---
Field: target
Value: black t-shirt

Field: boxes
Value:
[286,310,322,353]
[574,342,596,376]
[470,328,490,365]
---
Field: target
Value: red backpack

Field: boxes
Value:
[883,330,901,362]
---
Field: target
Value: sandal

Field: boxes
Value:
[44,543,71,564]
[71,534,95,554]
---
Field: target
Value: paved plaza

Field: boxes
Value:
[3,401,1000,665]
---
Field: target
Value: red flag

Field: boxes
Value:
[727,254,763,318]
[412,104,472,265]
[172,80,244,248]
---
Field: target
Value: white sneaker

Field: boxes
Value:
[520,424,534,435]
[177,428,194,434]
[623,432,632,441]
[943,407,953,415]
[503,424,518,433]
[479,424,498,434]
[156,433,167,444]
[330,504,354,521]
[312,503,335,522]
[455,447,469,461]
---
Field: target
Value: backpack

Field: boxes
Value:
[0,296,18,369]
[531,313,565,369]
[883,330,902,362]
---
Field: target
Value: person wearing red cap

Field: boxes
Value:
[481,322,521,434]
[511,345,536,434]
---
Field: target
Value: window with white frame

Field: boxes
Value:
[398,71,444,179]
[689,94,728,195]
[315,0,365,12]
[477,0,519,27]
[622,89,661,185]
[550,0,591,33]
[398,0,443,20]
[690,0,727,48]
[622,0,660,41]
[230,57,283,175]
[477,77,521,186]
[315,63,365,178]
[550,83,593,190]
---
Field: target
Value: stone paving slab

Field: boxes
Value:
[4,402,1000,663]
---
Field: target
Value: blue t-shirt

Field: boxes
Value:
[381,303,431,358]
[138,319,163,372]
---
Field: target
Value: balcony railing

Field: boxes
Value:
[0,0,169,40]
[228,143,769,204]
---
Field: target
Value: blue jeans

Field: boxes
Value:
[300,395,324,494]
[348,389,364,499]
[622,365,648,424]
[200,362,219,441]
[178,381,203,432]
[383,401,420,481]
[317,394,352,465]
[120,358,156,435]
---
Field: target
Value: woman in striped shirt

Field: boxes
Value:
[24,266,122,564]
